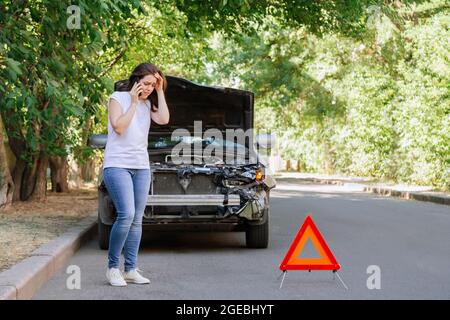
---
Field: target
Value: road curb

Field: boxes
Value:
[365,186,450,205]
[0,215,97,300]
[275,176,450,206]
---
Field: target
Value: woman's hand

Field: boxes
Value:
[154,73,164,93]
[150,72,170,125]
[130,82,143,105]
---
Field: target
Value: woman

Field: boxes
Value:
[103,63,170,286]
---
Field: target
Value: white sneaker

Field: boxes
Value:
[123,268,150,284]
[106,268,127,287]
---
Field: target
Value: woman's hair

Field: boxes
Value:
[126,62,167,111]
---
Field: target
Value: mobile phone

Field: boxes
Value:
[137,81,142,96]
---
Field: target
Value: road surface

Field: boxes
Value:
[34,181,450,299]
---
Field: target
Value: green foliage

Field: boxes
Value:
[108,3,214,83]
[158,0,393,37]
[0,0,448,190]
[200,1,449,188]
[0,0,143,164]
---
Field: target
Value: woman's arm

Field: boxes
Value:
[109,82,142,135]
[151,90,170,125]
[108,99,137,135]
[151,73,170,125]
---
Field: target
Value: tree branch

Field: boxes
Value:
[99,47,127,77]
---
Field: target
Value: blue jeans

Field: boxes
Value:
[103,167,151,272]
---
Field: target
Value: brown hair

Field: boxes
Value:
[126,62,167,111]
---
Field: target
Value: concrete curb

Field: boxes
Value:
[275,176,450,206]
[0,215,97,300]
[364,186,450,205]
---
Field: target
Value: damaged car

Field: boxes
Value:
[90,76,276,249]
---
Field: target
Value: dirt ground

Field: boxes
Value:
[0,186,98,272]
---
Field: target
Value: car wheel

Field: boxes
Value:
[98,218,111,250]
[98,190,112,250]
[245,209,269,248]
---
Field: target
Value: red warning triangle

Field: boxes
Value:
[280,215,340,271]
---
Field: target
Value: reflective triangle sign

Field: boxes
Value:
[280,215,340,271]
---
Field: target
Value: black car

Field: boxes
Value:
[90,76,276,249]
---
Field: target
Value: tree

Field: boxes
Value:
[0,113,13,209]
[190,1,449,188]
[0,0,145,201]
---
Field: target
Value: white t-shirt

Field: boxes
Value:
[103,91,151,169]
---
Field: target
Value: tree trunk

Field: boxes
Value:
[296,159,304,172]
[27,152,48,201]
[2,100,51,202]
[12,159,25,201]
[21,157,40,200]
[2,109,23,202]
[80,159,96,182]
[0,114,14,209]
[49,156,69,192]
[286,159,292,171]
[0,161,14,209]
[78,115,96,182]
[11,152,48,202]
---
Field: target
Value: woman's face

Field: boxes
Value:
[138,74,158,100]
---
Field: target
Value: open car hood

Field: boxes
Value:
[114,76,254,134]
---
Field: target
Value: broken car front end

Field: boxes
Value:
[146,161,275,226]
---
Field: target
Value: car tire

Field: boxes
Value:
[245,209,269,248]
[98,190,112,250]
[98,218,111,250]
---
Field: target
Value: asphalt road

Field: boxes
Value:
[34,181,450,300]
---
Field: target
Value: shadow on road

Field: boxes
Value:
[140,231,246,252]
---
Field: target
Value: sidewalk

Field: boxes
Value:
[273,172,450,206]
[0,214,97,300]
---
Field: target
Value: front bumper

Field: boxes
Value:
[99,188,268,226]
[143,189,268,222]
[147,194,241,206]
